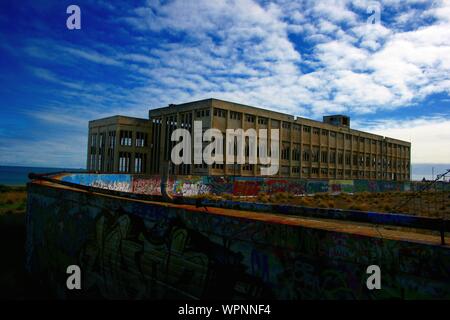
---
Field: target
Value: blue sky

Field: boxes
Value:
[0,0,449,172]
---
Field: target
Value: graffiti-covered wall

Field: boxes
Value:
[59,173,418,197]
[26,183,450,299]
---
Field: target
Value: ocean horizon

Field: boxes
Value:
[0,165,86,186]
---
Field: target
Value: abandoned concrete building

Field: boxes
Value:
[87,98,411,181]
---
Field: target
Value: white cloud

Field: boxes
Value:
[22,0,450,118]
[7,0,450,166]
[358,116,450,163]
[123,0,450,116]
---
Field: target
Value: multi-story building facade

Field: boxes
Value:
[87,116,151,174]
[88,98,411,181]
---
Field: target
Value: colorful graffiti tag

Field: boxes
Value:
[59,173,419,197]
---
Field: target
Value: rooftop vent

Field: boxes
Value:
[323,115,350,128]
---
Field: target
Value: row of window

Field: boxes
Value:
[136,132,147,147]
[172,142,409,170]
[213,108,267,126]
[119,130,132,146]
[211,109,410,152]
[196,158,409,171]
[118,152,147,173]
[258,118,268,125]
[214,108,227,118]
[279,148,409,169]
[230,111,241,120]
[196,109,210,118]
[245,115,255,123]
[90,131,148,148]
[200,163,409,180]
[164,108,408,153]
[89,152,147,173]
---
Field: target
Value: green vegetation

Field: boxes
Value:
[0,185,26,226]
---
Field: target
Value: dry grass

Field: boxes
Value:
[0,191,26,205]
[257,193,270,203]
[208,190,450,218]
[221,193,234,201]
[0,186,27,216]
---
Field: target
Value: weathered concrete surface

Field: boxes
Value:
[26,181,450,299]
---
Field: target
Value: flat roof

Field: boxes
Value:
[89,115,149,124]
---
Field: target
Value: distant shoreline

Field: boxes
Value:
[0,166,85,186]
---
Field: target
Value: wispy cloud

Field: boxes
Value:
[356,115,450,163]
[0,134,87,168]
